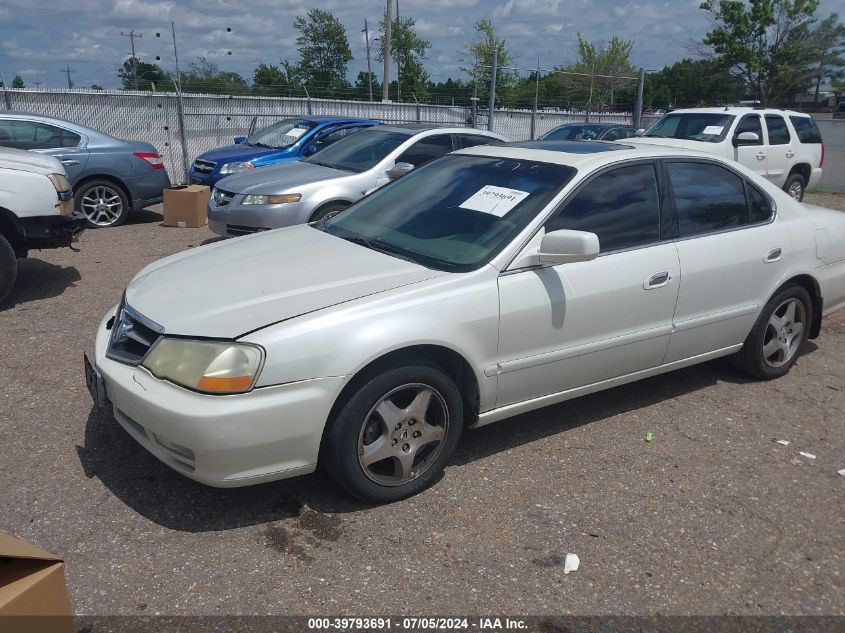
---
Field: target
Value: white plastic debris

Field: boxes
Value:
[799,451,816,460]
[563,553,580,574]
[837,469,845,477]
[775,439,790,446]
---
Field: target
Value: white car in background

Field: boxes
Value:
[631,107,824,201]
[86,140,845,502]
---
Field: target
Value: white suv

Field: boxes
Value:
[631,107,823,200]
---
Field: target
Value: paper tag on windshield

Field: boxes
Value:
[460,185,530,217]
[702,125,724,135]
[286,127,308,139]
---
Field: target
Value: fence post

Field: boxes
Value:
[175,92,190,184]
[487,49,498,132]
[304,86,313,115]
[634,67,645,129]
[470,97,479,128]
[412,93,421,122]
[0,72,11,110]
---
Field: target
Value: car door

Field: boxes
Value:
[0,118,89,182]
[763,114,793,187]
[732,113,767,179]
[496,161,681,407]
[662,160,789,363]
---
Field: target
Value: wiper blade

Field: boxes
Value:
[343,235,405,256]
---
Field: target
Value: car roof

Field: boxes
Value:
[453,139,723,170]
[298,115,377,124]
[373,124,508,139]
[548,122,633,129]
[662,106,813,118]
[0,110,115,138]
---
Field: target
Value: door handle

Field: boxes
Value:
[756,152,766,160]
[644,271,671,289]
[785,150,795,158]
[61,159,79,166]
[764,248,783,263]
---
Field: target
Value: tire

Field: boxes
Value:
[783,173,806,202]
[75,180,130,228]
[310,202,348,223]
[731,284,812,380]
[0,233,17,306]
[322,362,463,502]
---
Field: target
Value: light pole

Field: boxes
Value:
[382,0,392,102]
[363,19,376,102]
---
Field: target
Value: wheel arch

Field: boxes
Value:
[308,199,353,222]
[0,208,26,255]
[787,163,811,184]
[770,274,823,339]
[74,174,132,206]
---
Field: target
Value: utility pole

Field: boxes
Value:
[363,18,374,102]
[61,65,75,89]
[487,49,497,132]
[634,67,645,129]
[121,29,143,90]
[171,21,189,182]
[34,81,42,89]
[530,59,540,140]
[382,0,392,102]
[395,0,400,102]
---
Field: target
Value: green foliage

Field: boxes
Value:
[252,63,291,96]
[118,57,173,91]
[179,57,248,95]
[90,84,104,91]
[461,19,516,99]
[293,8,353,97]
[645,58,746,107]
[807,13,845,100]
[11,75,24,89]
[378,15,432,101]
[354,70,381,100]
[700,0,835,104]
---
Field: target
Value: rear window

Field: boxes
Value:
[789,116,823,144]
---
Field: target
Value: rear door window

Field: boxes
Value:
[396,134,455,166]
[788,116,822,143]
[456,134,501,149]
[765,115,791,145]
[667,162,749,236]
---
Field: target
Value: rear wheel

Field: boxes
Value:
[0,233,17,306]
[783,173,806,201]
[310,202,348,223]
[322,363,463,502]
[76,180,130,228]
[731,284,812,379]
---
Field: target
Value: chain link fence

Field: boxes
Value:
[3,88,843,192]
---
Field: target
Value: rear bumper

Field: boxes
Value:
[808,167,823,189]
[125,169,172,210]
[20,212,86,252]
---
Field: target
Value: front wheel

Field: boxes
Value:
[322,363,463,502]
[0,233,17,305]
[76,180,130,228]
[310,202,348,223]
[783,173,806,201]
[731,284,812,379]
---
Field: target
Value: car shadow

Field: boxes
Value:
[200,236,227,246]
[127,208,165,226]
[75,353,781,533]
[0,259,81,311]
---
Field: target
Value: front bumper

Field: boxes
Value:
[207,197,309,237]
[20,212,86,252]
[93,309,344,487]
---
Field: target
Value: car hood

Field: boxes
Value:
[628,137,724,151]
[196,144,283,165]
[125,225,445,338]
[0,147,64,176]
[214,160,352,195]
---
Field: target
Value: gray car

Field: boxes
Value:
[208,125,509,237]
[0,112,171,228]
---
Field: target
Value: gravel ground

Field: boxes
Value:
[1,198,844,618]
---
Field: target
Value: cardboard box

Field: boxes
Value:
[0,532,74,633]
[163,184,210,228]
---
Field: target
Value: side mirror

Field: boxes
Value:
[733,131,760,147]
[538,229,600,265]
[386,162,415,180]
[234,136,247,144]
[303,144,318,157]
[635,128,645,136]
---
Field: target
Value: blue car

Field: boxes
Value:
[189,115,380,187]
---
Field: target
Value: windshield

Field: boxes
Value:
[642,113,735,143]
[304,129,410,173]
[320,155,576,272]
[246,119,316,149]
[542,125,608,141]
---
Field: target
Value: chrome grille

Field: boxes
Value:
[193,159,216,174]
[212,188,234,206]
[106,302,164,366]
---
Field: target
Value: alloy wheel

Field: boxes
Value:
[80,185,124,226]
[788,181,803,200]
[357,383,449,487]
[762,298,806,368]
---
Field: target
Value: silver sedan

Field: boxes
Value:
[208,125,509,237]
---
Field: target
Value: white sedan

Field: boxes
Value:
[86,140,845,502]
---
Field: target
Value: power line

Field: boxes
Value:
[121,29,143,89]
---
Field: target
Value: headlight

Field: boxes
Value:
[142,338,264,394]
[48,173,72,193]
[219,161,254,174]
[241,193,302,205]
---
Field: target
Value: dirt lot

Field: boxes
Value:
[1,195,844,618]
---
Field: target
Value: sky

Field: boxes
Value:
[1,0,844,90]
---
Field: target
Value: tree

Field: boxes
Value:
[378,15,432,101]
[11,75,24,89]
[354,70,380,100]
[293,8,353,97]
[645,58,745,107]
[807,14,845,103]
[90,84,104,91]
[252,63,290,96]
[179,57,248,95]
[460,20,516,100]
[700,0,837,105]
[118,57,173,91]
